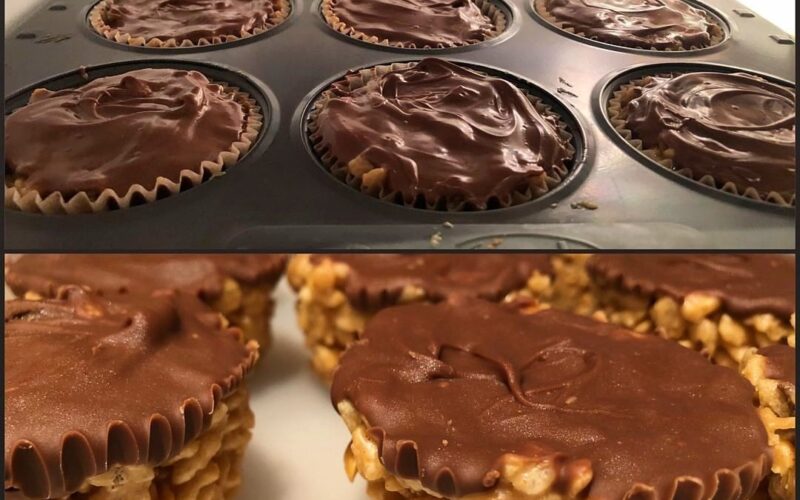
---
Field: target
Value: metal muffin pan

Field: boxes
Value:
[4,0,796,250]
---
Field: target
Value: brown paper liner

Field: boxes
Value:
[88,0,291,48]
[606,74,795,207]
[533,0,725,52]
[306,61,576,211]
[320,0,506,49]
[5,83,263,214]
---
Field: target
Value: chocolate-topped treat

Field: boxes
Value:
[535,0,724,51]
[90,0,291,47]
[288,254,557,380]
[309,58,574,210]
[5,254,286,347]
[321,0,503,49]
[332,300,770,499]
[588,254,795,320]
[740,344,796,500]
[312,254,553,309]
[5,68,260,214]
[582,254,796,367]
[609,72,796,206]
[4,287,259,499]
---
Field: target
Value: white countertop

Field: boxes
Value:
[5,0,797,33]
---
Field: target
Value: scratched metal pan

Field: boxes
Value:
[3,0,796,250]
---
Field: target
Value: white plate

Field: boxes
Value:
[238,279,369,499]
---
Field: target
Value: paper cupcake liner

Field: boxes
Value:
[88,0,291,48]
[307,62,575,211]
[5,83,263,214]
[321,0,506,49]
[533,0,725,52]
[607,74,795,207]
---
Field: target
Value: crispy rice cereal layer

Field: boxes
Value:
[287,255,555,381]
[338,401,591,500]
[210,278,276,350]
[569,275,796,368]
[61,387,254,500]
[740,349,796,500]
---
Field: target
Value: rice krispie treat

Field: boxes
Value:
[582,254,795,367]
[741,345,796,500]
[5,254,286,349]
[4,287,259,499]
[332,299,770,500]
[287,254,555,380]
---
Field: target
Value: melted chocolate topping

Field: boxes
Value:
[101,0,283,42]
[328,0,495,48]
[757,345,796,386]
[4,288,258,499]
[5,68,246,197]
[540,0,718,50]
[309,254,552,309]
[316,58,572,208]
[588,254,795,320]
[6,254,286,301]
[623,72,796,199]
[332,300,769,498]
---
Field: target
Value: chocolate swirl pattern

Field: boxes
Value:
[321,0,501,48]
[332,300,770,499]
[535,0,723,51]
[90,0,291,47]
[5,68,259,213]
[310,58,574,210]
[615,72,796,204]
[4,288,258,498]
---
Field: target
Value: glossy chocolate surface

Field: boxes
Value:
[5,68,246,197]
[310,253,552,309]
[6,254,286,300]
[316,58,572,208]
[623,72,796,199]
[100,0,283,42]
[332,300,769,498]
[328,0,495,48]
[588,254,795,320]
[4,288,258,498]
[539,0,718,50]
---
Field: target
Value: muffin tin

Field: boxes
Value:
[4,0,795,250]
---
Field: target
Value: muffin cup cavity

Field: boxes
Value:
[605,70,795,208]
[305,61,579,212]
[532,0,727,53]
[88,0,291,48]
[320,0,507,50]
[5,70,264,215]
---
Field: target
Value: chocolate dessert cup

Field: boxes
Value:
[306,58,575,211]
[5,254,286,349]
[533,0,725,51]
[5,68,262,214]
[320,0,506,49]
[575,254,796,367]
[332,299,771,500]
[89,0,291,48]
[607,71,796,207]
[4,287,259,499]
[288,254,566,380]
